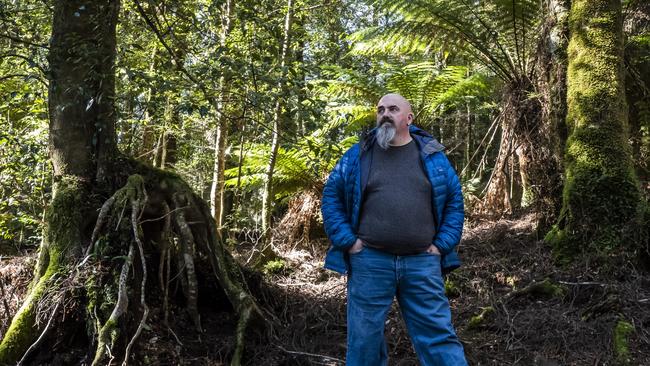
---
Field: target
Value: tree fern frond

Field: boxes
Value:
[362,0,544,81]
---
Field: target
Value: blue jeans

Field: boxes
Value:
[346,246,467,366]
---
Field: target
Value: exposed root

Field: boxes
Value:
[188,193,267,365]
[123,185,150,365]
[87,195,117,257]
[90,171,264,364]
[92,244,135,366]
[159,201,171,325]
[232,304,252,366]
[92,175,147,365]
[172,193,202,332]
[3,167,266,365]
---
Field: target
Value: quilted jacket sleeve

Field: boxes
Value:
[321,149,357,251]
[433,156,465,255]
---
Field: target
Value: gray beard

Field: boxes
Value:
[376,122,396,150]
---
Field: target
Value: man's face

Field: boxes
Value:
[376,95,412,134]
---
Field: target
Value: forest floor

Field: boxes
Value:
[1,212,649,365]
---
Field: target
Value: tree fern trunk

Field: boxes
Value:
[528,0,570,229]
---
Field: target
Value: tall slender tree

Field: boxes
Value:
[262,0,294,234]
[210,0,235,234]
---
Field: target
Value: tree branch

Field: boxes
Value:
[131,0,211,99]
[0,33,48,49]
[0,73,48,88]
[0,53,48,76]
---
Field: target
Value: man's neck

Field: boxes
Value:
[389,133,413,147]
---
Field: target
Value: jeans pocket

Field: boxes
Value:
[418,250,440,257]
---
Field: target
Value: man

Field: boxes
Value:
[321,93,467,365]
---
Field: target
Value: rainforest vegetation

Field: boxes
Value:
[0,0,648,364]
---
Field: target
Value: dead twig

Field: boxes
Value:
[276,344,344,364]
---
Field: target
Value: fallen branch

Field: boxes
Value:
[557,280,606,287]
[276,344,343,364]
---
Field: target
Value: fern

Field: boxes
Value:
[313,60,492,134]
[353,0,544,82]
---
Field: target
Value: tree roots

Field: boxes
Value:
[1,167,265,365]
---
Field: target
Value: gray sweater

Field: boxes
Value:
[357,140,436,255]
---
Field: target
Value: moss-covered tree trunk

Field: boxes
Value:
[0,1,119,362]
[0,1,262,364]
[546,0,645,259]
[624,3,650,187]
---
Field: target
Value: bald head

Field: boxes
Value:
[377,93,413,116]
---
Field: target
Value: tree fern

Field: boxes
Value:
[352,0,544,82]
[224,133,354,201]
[313,60,493,132]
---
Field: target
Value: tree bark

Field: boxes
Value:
[138,45,159,164]
[624,2,650,187]
[546,0,645,260]
[530,0,570,229]
[465,102,472,180]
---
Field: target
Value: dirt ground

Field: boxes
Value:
[1,213,649,365]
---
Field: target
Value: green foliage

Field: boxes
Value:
[262,258,289,275]
[0,67,50,250]
[225,130,354,199]
[0,0,505,242]
[0,0,51,251]
[352,0,543,82]
[444,278,460,298]
[613,320,634,365]
[467,306,494,330]
[314,61,494,133]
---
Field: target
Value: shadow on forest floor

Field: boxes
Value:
[2,212,649,365]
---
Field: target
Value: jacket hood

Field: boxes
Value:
[361,124,445,155]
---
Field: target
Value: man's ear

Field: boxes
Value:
[407,113,414,124]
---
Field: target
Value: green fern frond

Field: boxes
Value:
[362,0,544,81]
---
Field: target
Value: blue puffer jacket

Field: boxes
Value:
[321,125,464,274]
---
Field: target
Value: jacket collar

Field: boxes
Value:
[361,124,445,155]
